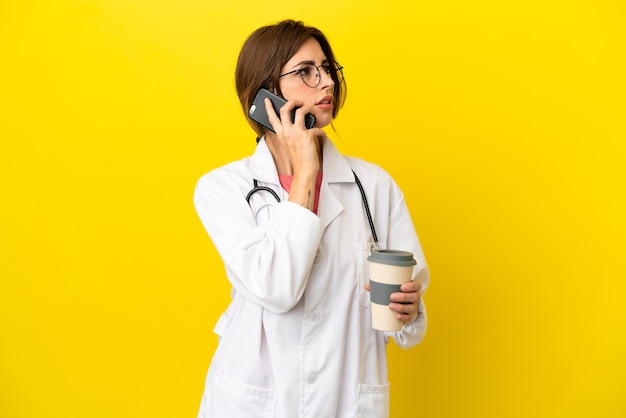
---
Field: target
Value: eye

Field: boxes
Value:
[321,63,333,74]
[296,64,314,77]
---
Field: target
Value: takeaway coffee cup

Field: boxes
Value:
[367,250,417,331]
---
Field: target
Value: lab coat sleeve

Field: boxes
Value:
[194,170,324,313]
[382,179,430,349]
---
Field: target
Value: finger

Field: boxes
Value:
[399,312,417,323]
[291,104,316,128]
[389,302,416,318]
[291,106,304,128]
[401,280,422,293]
[389,302,413,312]
[279,99,303,128]
[390,291,419,304]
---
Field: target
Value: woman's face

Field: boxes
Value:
[278,37,335,129]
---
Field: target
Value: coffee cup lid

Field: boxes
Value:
[367,250,417,266]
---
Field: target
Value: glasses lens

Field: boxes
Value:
[297,63,343,87]
[323,63,343,85]
[334,65,344,85]
[299,64,320,88]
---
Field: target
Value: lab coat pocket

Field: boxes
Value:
[208,370,276,417]
[355,382,390,418]
[355,242,372,307]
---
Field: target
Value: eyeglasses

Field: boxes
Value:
[279,62,344,88]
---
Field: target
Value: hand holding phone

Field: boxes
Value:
[249,88,316,133]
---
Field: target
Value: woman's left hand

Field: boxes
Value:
[364,280,422,324]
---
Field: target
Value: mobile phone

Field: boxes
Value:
[248,88,316,133]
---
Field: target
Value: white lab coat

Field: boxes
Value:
[194,137,429,418]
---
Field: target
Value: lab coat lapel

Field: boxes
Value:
[249,136,355,227]
[317,181,342,229]
[250,138,279,182]
[317,137,355,229]
[248,138,287,200]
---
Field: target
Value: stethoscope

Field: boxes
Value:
[246,170,379,251]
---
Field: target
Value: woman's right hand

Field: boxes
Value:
[264,97,325,177]
[263,97,325,212]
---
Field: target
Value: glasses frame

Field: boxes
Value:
[279,62,344,88]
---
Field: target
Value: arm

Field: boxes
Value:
[383,182,430,349]
[194,171,324,313]
[264,97,324,212]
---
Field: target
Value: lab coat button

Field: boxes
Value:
[313,250,321,263]
[310,311,320,322]
[305,373,317,384]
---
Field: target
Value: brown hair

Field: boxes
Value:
[235,20,346,138]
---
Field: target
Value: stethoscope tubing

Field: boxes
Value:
[246,180,280,203]
[246,170,379,250]
[352,171,379,248]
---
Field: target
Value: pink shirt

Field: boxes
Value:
[278,171,323,214]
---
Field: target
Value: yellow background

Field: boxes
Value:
[1,1,624,417]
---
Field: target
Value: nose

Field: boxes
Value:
[318,67,335,89]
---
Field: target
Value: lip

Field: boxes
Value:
[316,95,334,109]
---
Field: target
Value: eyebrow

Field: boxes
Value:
[288,59,330,70]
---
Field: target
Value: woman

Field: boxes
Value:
[194,20,429,418]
